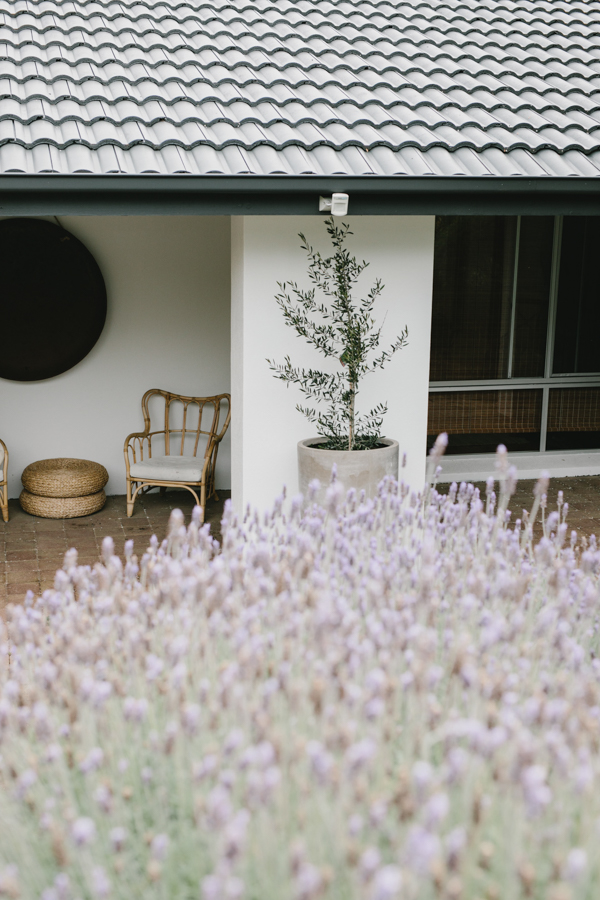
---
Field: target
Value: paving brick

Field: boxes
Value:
[7,570,40,584]
[0,492,228,604]
[6,582,39,597]
[6,549,37,561]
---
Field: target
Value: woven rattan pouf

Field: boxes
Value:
[20,458,108,518]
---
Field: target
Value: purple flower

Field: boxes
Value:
[348,814,364,837]
[145,654,164,681]
[94,785,113,814]
[306,741,334,785]
[123,697,148,723]
[0,866,19,898]
[15,769,37,800]
[223,729,244,757]
[33,702,52,741]
[91,866,111,898]
[345,738,377,774]
[521,765,552,817]
[359,847,381,882]
[194,754,218,782]
[181,703,201,735]
[151,833,169,861]
[202,873,244,900]
[412,760,433,798]
[423,792,449,829]
[71,817,96,847]
[80,747,104,774]
[445,827,466,870]
[222,810,250,861]
[403,826,441,875]
[563,848,587,882]
[370,866,403,900]
[206,785,233,828]
[109,827,128,853]
[294,863,322,900]
[168,635,189,663]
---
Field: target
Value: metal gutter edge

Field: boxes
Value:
[1,174,600,216]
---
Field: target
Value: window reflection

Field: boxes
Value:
[553,217,600,375]
[429,216,516,381]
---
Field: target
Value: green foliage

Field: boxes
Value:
[267,218,408,451]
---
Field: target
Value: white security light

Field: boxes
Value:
[318,192,349,216]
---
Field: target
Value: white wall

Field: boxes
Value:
[1,216,231,498]
[231,215,435,513]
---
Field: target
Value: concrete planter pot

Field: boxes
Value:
[298,437,399,505]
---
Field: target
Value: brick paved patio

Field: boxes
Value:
[0,490,229,610]
[1,477,599,611]
[467,475,600,544]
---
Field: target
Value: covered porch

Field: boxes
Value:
[1,204,435,520]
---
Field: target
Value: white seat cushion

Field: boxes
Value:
[129,455,204,483]
[0,442,4,479]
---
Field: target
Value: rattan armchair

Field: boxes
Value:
[0,438,8,522]
[124,389,231,521]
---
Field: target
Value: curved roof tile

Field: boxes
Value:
[0,0,599,175]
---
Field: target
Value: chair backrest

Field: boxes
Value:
[141,390,230,459]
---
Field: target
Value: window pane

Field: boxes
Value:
[429,217,516,381]
[546,387,600,450]
[553,217,600,374]
[428,389,542,455]
[511,216,554,377]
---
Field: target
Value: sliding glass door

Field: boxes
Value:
[428,216,600,455]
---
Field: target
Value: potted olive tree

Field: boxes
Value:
[268,217,408,502]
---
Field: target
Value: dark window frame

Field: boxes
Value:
[428,215,600,455]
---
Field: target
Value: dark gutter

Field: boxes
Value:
[1,174,600,216]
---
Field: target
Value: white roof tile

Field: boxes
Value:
[0,0,599,176]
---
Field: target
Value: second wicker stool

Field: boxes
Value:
[20,458,108,518]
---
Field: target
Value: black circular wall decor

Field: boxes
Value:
[0,218,107,381]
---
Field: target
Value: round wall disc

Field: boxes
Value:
[0,218,107,381]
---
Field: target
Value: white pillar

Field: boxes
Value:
[231,215,435,514]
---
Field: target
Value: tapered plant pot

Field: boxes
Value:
[298,438,399,505]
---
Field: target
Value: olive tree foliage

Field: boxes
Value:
[267,217,408,451]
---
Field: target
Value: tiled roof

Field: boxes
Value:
[1,0,599,177]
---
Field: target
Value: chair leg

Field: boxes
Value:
[1,503,7,523]
[200,482,207,525]
[159,486,166,496]
[126,479,135,517]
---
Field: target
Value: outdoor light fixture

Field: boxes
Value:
[319,192,349,216]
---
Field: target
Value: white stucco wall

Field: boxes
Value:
[231,215,435,513]
[1,216,231,498]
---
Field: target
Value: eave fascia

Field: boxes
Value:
[1,174,600,216]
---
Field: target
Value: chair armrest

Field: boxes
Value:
[124,432,151,470]
[214,395,232,443]
[0,438,7,480]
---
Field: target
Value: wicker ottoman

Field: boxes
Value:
[20,458,108,518]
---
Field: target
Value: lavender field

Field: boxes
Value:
[0,447,598,900]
